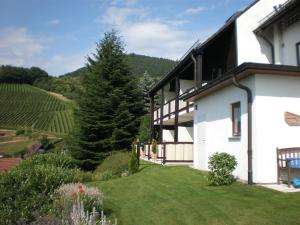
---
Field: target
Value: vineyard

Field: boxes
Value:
[0,83,74,134]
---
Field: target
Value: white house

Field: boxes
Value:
[144,0,300,184]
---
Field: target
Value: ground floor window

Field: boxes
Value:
[232,102,241,136]
[297,42,300,66]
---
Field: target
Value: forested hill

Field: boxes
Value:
[126,54,176,78]
[60,53,176,78]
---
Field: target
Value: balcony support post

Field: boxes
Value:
[174,76,180,142]
[159,88,164,142]
[150,94,154,141]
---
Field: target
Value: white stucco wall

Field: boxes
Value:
[180,80,194,95]
[193,74,300,183]
[253,74,300,183]
[193,77,253,181]
[163,129,174,142]
[178,126,193,142]
[281,21,300,66]
[236,0,288,65]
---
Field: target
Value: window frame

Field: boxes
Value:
[297,42,300,67]
[231,102,241,137]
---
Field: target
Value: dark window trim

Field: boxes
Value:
[232,102,241,137]
[297,42,300,66]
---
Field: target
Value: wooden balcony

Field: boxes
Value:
[153,99,194,124]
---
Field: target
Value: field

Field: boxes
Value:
[0,84,74,134]
[91,163,300,225]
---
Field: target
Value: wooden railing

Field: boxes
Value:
[139,142,193,164]
[153,99,194,123]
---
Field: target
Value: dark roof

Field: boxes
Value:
[149,0,259,95]
[254,0,300,33]
[0,158,21,172]
[183,63,300,102]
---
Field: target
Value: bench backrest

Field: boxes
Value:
[277,147,300,167]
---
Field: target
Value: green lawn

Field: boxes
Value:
[0,140,34,155]
[90,163,300,225]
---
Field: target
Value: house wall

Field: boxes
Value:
[253,74,300,183]
[236,0,287,65]
[281,21,300,66]
[194,74,300,183]
[178,126,193,142]
[193,77,253,181]
[180,80,194,95]
[163,129,174,142]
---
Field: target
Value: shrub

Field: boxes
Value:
[75,170,94,183]
[128,144,138,174]
[55,183,103,214]
[151,139,157,154]
[66,195,116,225]
[16,128,25,135]
[100,170,114,181]
[95,151,130,177]
[207,152,237,186]
[0,152,78,224]
[40,135,53,150]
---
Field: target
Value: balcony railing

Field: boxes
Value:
[140,142,193,164]
[153,99,194,123]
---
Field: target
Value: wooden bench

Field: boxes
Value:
[277,147,300,187]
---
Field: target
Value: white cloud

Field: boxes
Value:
[99,6,214,60]
[0,27,44,67]
[183,7,206,15]
[122,21,194,59]
[99,6,145,26]
[40,53,87,75]
[48,19,60,25]
[0,27,87,75]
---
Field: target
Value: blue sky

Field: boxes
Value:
[0,0,253,75]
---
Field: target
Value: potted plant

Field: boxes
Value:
[151,139,157,161]
[141,145,145,158]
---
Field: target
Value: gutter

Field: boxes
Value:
[232,75,253,185]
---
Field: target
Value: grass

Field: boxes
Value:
[0,140,34,155]
[90,163,300,225]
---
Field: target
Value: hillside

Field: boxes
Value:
[0,83,74,134]
[60,54,176,78]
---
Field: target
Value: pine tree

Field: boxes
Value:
[71,30,145,169]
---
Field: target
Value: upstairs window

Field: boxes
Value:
[297,42,300,66]
[232,102,241,136]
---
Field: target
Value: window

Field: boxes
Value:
[232,102,241,136]
[297,42,300,66]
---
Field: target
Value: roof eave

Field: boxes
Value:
[184,63,300,102]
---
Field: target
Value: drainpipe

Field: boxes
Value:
[232,75,253,185]
[191,53,197,87]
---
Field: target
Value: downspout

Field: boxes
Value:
[232,75,253,185]
[191,53,197,87]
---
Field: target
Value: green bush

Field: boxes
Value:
[16,128,25,135]
[100,170,114,181]
[0,152,78,224]
[74,170,94,183]
[129,144,139,174]
[208,152,237,186]
[54,183,103,215]
[151,139,157,154]
[95,151,130,177]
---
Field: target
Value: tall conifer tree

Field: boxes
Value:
[71,30,145,169]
